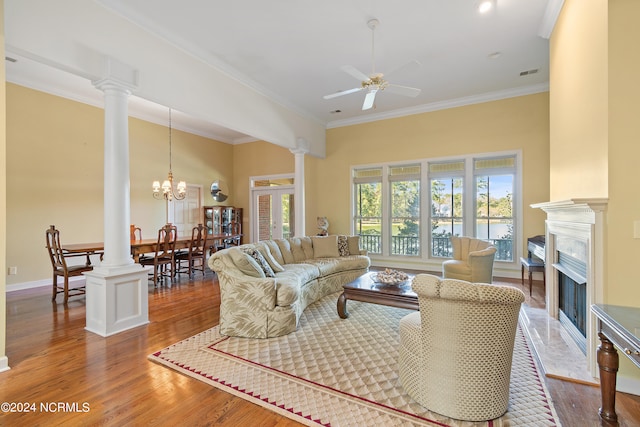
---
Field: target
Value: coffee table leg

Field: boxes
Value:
[337,292,349,319]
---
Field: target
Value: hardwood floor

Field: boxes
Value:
[0,271,638,426]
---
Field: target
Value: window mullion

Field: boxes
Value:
[464,159,474,237]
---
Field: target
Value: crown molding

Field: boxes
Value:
[326,83,550,129]
[538,0,565,39]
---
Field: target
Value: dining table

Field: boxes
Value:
[61,233,242,262]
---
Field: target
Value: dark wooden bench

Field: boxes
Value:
[520,257,545,296]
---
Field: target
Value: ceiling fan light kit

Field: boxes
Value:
[323,18,421,111]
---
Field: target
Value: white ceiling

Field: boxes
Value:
[4,0,557,144]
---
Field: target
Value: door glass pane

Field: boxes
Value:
[281,193,294,239]
[257,194,273,240]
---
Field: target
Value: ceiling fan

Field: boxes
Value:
[323,18,421,110]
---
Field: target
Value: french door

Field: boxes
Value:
[252,187,295,241]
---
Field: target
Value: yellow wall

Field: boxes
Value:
[607,0,640,305]
[5,83,233,285]
[551,0,640,389]
[1,0,8,368]
[232,140,295,237]
[312,93,550,246]
[235,94,550,255]
[549,0,608,199]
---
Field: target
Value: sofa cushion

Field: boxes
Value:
[261,240,285,266]
[304,255,371,276]
[337,235,349,256]
[241,247,275,277]
[347,235,361,255]
[288,237,314,262]
[275,239,295,264]
[312,235,339,258]
[228,248,266,278]
[254,242,285,273]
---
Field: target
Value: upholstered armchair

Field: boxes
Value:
[442,236,496,283]
[398,274,525,421]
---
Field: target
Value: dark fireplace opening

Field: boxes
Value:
[554,251,587,355]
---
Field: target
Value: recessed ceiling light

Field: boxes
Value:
[478,0,494,14]
[330,110,342,114]
[5,56,17,63]
[488,52,502,60]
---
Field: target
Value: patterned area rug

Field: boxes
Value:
[149,292,560,426]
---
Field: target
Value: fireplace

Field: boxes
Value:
[556,250,588,354]
[531,198,608,376]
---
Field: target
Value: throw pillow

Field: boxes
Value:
[241,247,276,278]
[347,235,361,255]
[311,235,339,258]
[228,248,265,278]
[337,235,350,256]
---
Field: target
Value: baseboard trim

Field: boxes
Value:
[6,276,84,293]
[0,356,10,373]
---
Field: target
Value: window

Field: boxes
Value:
[353,167,382,254]
[474,157,515,261]
[389,165,420,256]
[429,161,464,258]
[352,152,519,265]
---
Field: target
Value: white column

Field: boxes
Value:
[93,79,135,268]
[84,61,148,337]
[291,138,308,237]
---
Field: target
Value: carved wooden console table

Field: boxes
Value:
[591,304,640,423]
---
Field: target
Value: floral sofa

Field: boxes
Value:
[207,235,370,338]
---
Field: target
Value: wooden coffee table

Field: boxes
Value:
[337,271,418,318]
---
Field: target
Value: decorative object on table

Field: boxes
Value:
[152,108,186,202]
[150,291,560,427]
[373,268,409,285]
[210,180,228,202]
[317,216,329,236]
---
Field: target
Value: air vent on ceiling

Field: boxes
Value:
[5,57,17,63]
[520,69,539,77]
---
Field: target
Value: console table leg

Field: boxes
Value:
[337,292,349,319]
[596,332,619,423]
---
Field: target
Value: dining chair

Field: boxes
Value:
[176,223,209,277]
[130,224,142,241]
[140,223,177,284]
[45,225,94,303]
[216,221,242,251]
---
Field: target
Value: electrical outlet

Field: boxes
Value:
[7,266,17,275]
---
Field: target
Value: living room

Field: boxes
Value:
[1,0,640,425]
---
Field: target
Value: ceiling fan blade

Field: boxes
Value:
[341,65,370,82]
[362,89,378,110]
[323,87,363,100]
[385,60,422,79]
[386,84,421,97]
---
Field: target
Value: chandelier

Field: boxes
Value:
[152,108,186,201]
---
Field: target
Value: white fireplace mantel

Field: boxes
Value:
[531,198,608,215]
[531,198,608,377]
